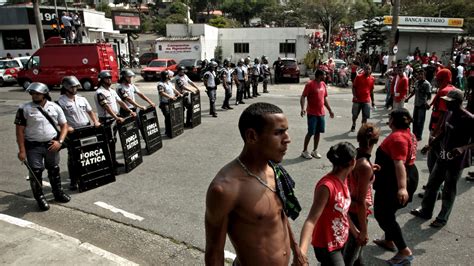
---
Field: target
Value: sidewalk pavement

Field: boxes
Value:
[0,214,137,265]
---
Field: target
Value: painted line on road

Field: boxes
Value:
[224,250,236,260]
[0,214,138,265]
[94,201,144,221]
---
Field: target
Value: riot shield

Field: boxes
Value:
[190,92,201,128]
[138,106,163,154]
[169,97,184,138]
[68,126,115,192]
[118,116,143,173]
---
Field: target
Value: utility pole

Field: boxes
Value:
[33,0,45,47]
[389,0,400,62]
[327,16,331,59]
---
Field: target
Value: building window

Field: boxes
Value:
[2,30,32,50]
[280,42,296,54]
[234,43,249,53]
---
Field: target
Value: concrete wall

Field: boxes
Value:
[218,27,309,63]
[202,24,218,60]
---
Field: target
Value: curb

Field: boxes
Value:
[0,213,138,265]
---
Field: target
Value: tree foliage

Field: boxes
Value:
[358,16,386,53]
[221,0,276,26]
[95,1,112,18]
[260,0,306,27]
[208,16,240,28]
[304,0,348,42]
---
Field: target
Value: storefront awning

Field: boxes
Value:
[382,26,463,34]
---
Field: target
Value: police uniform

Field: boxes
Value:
[95,86,122,167]
[58,94,93,188]
[261,63,271,93]
[14,100,70,209]
[242,64,251,99]
[116,83,140,117]
[221,67,233,109]
[175,74,193,126]
[204,70,218,117]
[158,80,176,137]
[252,63,261,97]
[234,66,246,104]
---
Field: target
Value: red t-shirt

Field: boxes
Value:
[303,80,328,116]
[353,74,374,103]
[380,128,417,165]
[421,56,429,64]
[312,174,351,251]
[430,85,455,130]
[390,75,409,103]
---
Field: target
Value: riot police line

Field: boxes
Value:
[15,70,202,211]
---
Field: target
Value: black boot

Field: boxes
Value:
[48,166,71,203]
[29,169,50,211]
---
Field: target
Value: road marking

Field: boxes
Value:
[0,214,138,265]
[94,201,144,221]
[224,250,236,260]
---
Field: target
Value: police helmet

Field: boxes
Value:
[254,58,259,63]
[210,61,218,68]
[160,70,169,81]
[98,70,112,80]
[26,82,49,94]
[238,58,244,64]
[61,76,81,90]
[178,66,186,71]
[244,57,250,63]
[120,69,135,78]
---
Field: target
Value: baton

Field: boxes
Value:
[22,160,42,187]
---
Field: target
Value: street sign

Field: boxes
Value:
[111,11,141,32]
[189,93,201,128]
[393,45,399,54]
[68,126,115,192]
[169,97,184,138]
[138,106,163,155]
[118,116,143,173]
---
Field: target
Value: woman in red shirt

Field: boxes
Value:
[372,108,419,265]
[299,142,357,265]
[343,123,381,265]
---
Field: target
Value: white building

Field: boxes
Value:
[158,24,314,64]
[0,5,128,58]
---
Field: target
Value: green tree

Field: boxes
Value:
[221,0,276,25]
[260,0,305,27]
[208,16,239,28]
[305,0,348,42]
[96,1,112,18]
[358,16,386,53]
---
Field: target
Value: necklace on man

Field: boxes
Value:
[236,158,276,193]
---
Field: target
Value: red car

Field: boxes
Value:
[141,59,178,81]
[280,58,300,83]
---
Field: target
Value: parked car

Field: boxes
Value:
[17,37,119,90]
[0,59,21,86]
[177,59,202,81]
[139,52,158,66]
[280,58,300,83]
[141,59,178,81]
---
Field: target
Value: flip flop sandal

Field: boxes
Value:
[386,254,414,265]
[429,219,446,228]
[373,239,397,252]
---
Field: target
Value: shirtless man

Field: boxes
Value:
[205,102,304,266]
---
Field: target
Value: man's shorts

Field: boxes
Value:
[352,102,371,120]
[307,115,325,135]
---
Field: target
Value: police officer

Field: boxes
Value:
[95,70,136,172]
[243,57,252,99]
[158,70,183,137]
[58,76,101,190]
[203,61,219,117]
[15,82,71,211]
[117,69,155,117]
[261,57,271,93]
[220,58,234,110]
[175,66,200,127]
[252,58,261,97]
[233,58,246,105]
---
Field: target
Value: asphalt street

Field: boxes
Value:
[0,77,473,265]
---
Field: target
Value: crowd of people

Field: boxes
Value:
[205,50,473,265]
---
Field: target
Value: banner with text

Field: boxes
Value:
[139,106,163,154]
[118,117,143,172]
[383,16,464,28]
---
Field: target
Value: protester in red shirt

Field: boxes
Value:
[299,142,357,265]
[343,123,381,265]
[351,65,375,132]
[300,70,335,159]
[372,108,418,265]
[430,52,438,63]
[390,63,409,110]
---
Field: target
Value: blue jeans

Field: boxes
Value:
[421,159,463,223]
[206,87,217,114]
[412,105,427,140]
